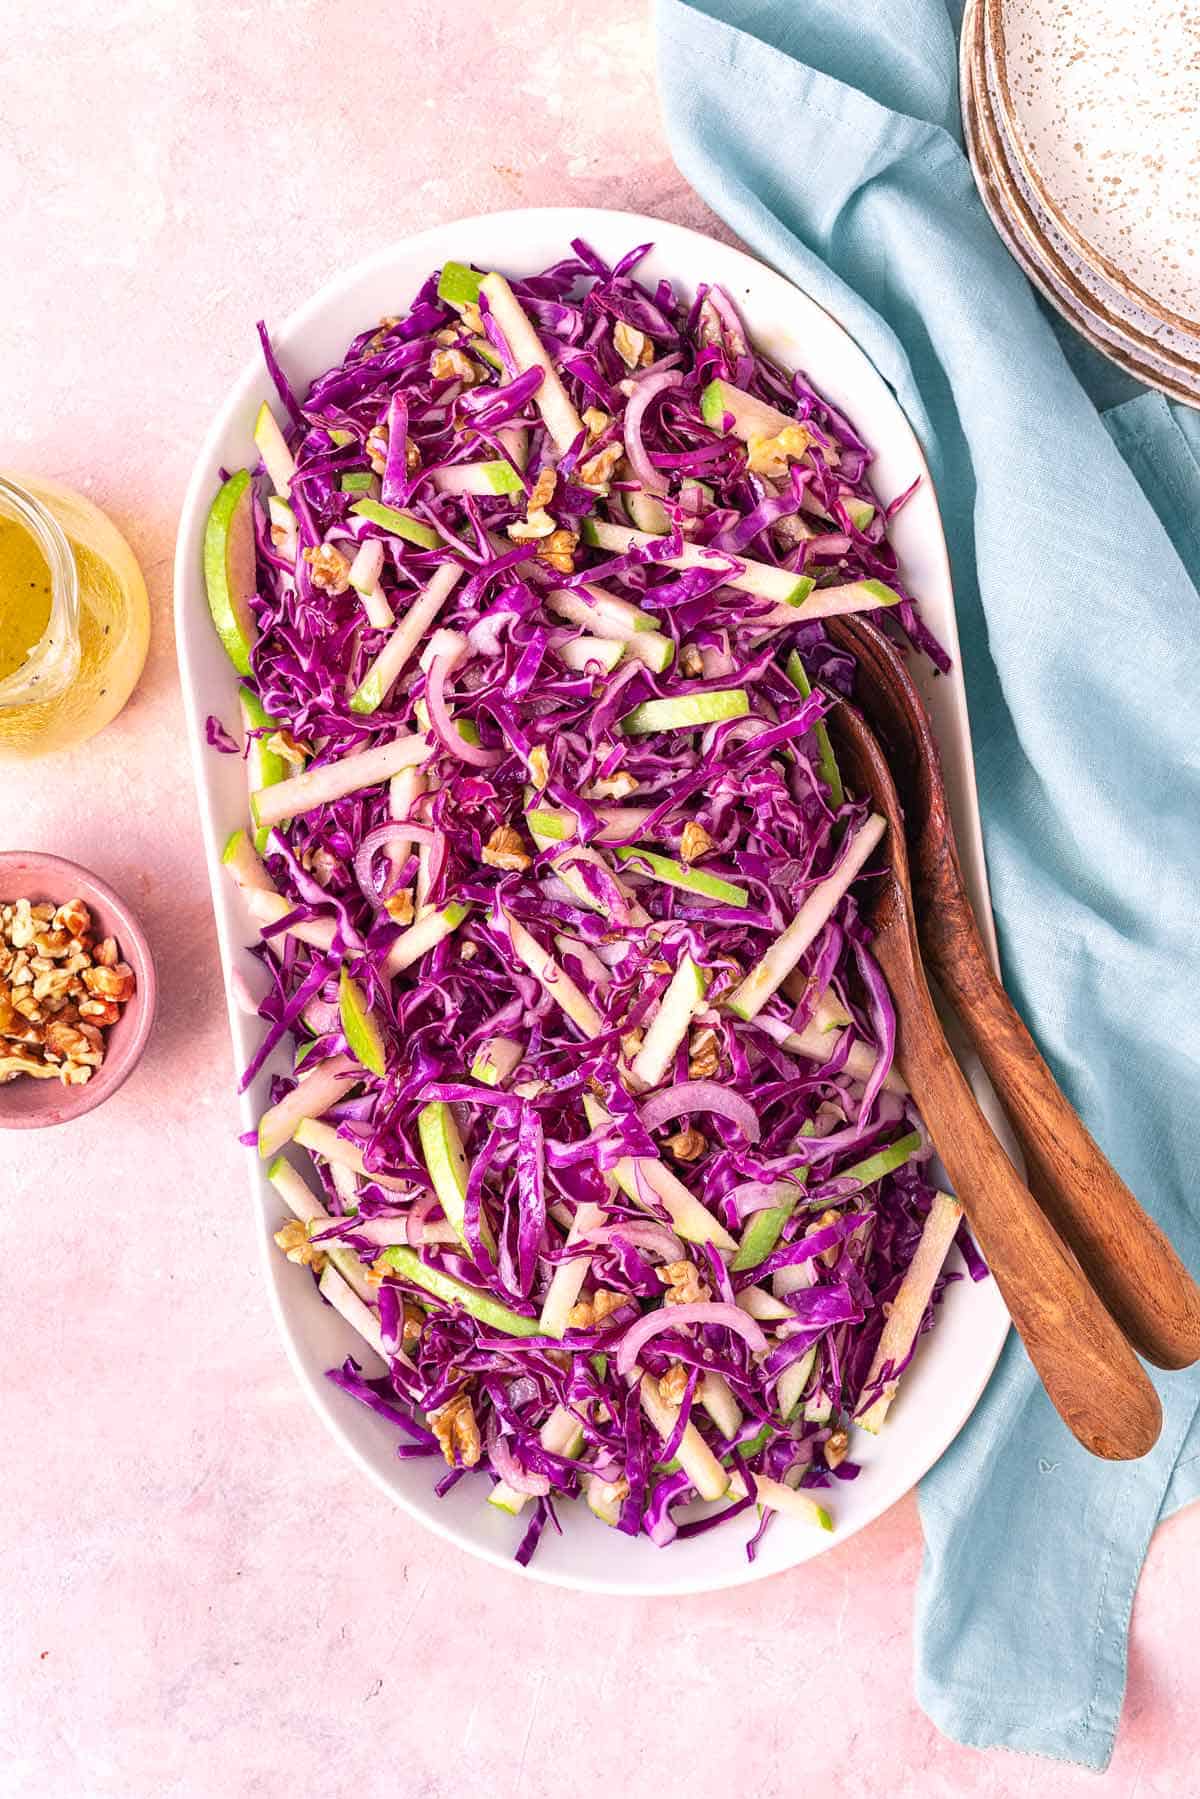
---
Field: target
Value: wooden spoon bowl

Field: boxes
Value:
[826,613,1200,1373]
[824,697,1161,1460]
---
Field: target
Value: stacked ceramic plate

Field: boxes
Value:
[961,0,1200,407]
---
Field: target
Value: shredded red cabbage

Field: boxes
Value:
[213,240,981,1563]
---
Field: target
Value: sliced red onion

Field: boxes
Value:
[615,1301,768,1377]
[353,819,440,904]
[489,1431,551,1497]
[622,369,682,495]
[727,1180,801,1221]
[426,651,502,768]
[638,1080,760,1143]
[582,1220,685,1262]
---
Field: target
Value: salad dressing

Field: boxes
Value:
[0,514,53,683]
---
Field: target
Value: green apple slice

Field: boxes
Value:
[538,1198,606,1339]
[251,732,432,831]
[729,1466,832,1531]
[554,635,625,675]
[379,1245,540,1337]
[418,1099,493,1256]
[700,1372,743,1441]
[350,498,440,549]
[731,1179,805,1274]
[582,1095,736,1250]
[266,1154,377,1305]
[203,469,258,676]
[583,518,815,609]
[501,911,606,1038]
[221,826,274,894]
[727,813,887,1020]
[776,1345,818,1421]
[700,378,801,443]
[488,1404,585,1515]
[383,900,469,978]
[256,1053,358,1160]
[438,261,483,306]
[340,470,375,495]
[292,1118,410,1191]
[620,690,749,735]
[478,272,585,454]
[637,1372,730,1501]
[338,968,386,1077]
[613,845,749,908]
[784,648,844,808]
[629,953,709,1089]
[254,401,296,498]
[524,803,653,845]
[350,562,463,716]
[267,494,298,559]
[546,582,658,637]
[621,487,671,534]
[856,1190,964,1432]
[238,684,289,851]
[431,458,524,497]
[470,1036,524,1087]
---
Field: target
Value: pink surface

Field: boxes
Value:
[1,3,1195,1793]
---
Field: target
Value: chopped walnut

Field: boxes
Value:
[688,1027,722,1080]
[273,1219,327,1272]
[506,508,558,543]
[808,1208,844,1269]
[746,425,813,480]
[459,300,484,335]
[537,528,578,575]
[303,542,352,595]
[824,1428,850,1471]
[385,889,415,926]
[405,439,422,474]
[647,959,671,976]
[679,822,713,864]
[568,1288,627,1330]
[482,825,532,872]
[582,407,611,441]
[78,998,121,1027]
[586,769,639,801]
[431,346,481,386]
[613,322,653,368]
[680,643,704,678]
[587,1472,628,1512]
[32,928,71,959]
[301,845,339,886]
[365,422,389,474]
[0,1048,58,1083]
[527,744,550,789]
[528,467,557,513]
[81,962,137,1004]
[664,1126,707,1163]
[658,1260,712,1306]
[577,441,624,491]
[264,729,310,769]
[658,1363,690,1406]
[7,901,35,950]
[60,1062,93,1087]
[401,1301,425,1351]
[429,1391,482,1467]
[32,968,74,1005]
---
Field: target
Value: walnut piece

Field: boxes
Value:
[527,744,550,789]
[482,825,532,872]
[680,643,704,678]
[303,542,352,595]
[431,346,481,386]
[663,1126,707,1163]
[385,890,415,926]
[824,1428,850,1471]
[537,528,578,575]
[506,508,558,543]
[429,1391,482,1467]
[658,1363,690,1406]
[582,407,611,441]
[613,322,654,368]
[365,422,389,474]
[746,425,813,480]
[577,441,624,491]
[264,729,309,770]
[658,1260,712,1306]
[273,1219,327,1272]
[688,1027,722,1081]
[679,822,713,864]
[567,1288,627,1330]
[527,467,557,513]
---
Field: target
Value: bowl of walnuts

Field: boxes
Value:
[0,851,157,1128]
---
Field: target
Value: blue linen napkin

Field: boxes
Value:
[656,0,1200,1770]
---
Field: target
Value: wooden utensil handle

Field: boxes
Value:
[893,964,1162,1460]
[922,898,1200,1371]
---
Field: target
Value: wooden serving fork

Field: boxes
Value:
[823,694,1162,1459]
[826,613,1200,1373]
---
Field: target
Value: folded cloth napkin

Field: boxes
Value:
[656,0,1200,1770]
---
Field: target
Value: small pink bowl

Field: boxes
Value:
[0,851,157,1129]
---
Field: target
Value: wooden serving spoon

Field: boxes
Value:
[826,613,1200,1374]
[824,695,1161,1459]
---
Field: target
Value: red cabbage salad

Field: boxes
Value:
[203,239,980,1566]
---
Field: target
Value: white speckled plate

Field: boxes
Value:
[175,207,1013,1595]
[989,0,1200,336]
[964,0,1200,408]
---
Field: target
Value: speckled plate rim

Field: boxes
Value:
[974,1,1200,378]
[962,3,1200,410]
[986,0,1200,337]
[175,206,1013,1595]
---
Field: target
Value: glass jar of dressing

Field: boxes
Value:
[0,474,150,758]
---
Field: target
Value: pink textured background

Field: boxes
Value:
[2,4,1196,1794]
